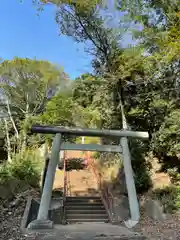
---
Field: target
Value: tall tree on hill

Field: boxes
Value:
[0,57,68,158]
[31,0,180,186]
[118,0,180,182]
[40,0,153,191]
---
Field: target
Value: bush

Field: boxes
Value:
[9,149,43,188]
[94,146,152,194]
[0,163,12,184]
[153,185,180,213]
[134,167,152,193]
[130,139,152,193]
[167,167,180,185]
[58,158,86,171]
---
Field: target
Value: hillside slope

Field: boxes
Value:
[53,168,99,196]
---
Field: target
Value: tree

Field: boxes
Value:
[39,80,101,129]
[40,0,154,191]
[118,1,180,184]
[39,91,75,126]
[0,57,67,156]
[36,0,180,189]
[72,73,102,107]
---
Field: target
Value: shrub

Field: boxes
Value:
[153,185,180,213]
[167,167,180,185]
[134,167,152,193]
[130,139,152,193]
[9,149,43,188]
[94,148,152,194]
[58,158,86,171]
[0,163,12,184]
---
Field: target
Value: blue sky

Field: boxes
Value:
[0,0,93,79]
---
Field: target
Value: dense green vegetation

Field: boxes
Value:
[0,0,180,210]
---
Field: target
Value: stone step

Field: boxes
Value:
[66,201,103,206]
[66,197,101,203]
[65,196,108,224]
[66,213,108,219]
[66,209,107,214]
[66,218,109,223]
[66,205,105,210]
[66,196,100,199]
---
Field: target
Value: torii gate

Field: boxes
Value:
[27,125,149,229]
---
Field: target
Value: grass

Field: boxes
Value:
[152,185,180,213]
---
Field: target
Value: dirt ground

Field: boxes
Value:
[1,153,180,239]
[53,167,99,196]
[134,210,180,239]
[53,150,99,196]
[1,191,180,240]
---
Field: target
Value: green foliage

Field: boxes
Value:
[72,74,102,108]
[37,0,101,12]
[58,158,86,171]
[36,0,180,193]
[168,168,180,185]
[39,85,101,129]
[153,186,180,213]
[151,110,180,158]
[75,105,101,128]
[0,58,65,117]
[129,139,152,193]
[0,57,68,155]
[0,149,42,187]
[0,164,12,184]
[158,22,180,62]
[9,149,43,187]
[150,109,180,177]
[40,92,74,126]
[10,0,180,198]
[99,153,122,171]
[76,136,100,144]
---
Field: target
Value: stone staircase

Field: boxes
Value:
[65,196,109,223]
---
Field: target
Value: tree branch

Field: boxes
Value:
[6,99,19,139]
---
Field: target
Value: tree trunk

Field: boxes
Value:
[3,118,11,162]
[21,97,29,152]
[21,123,27,152]
[81,136,85,144]
[6,100,19,139]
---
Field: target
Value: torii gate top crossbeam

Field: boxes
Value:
[31,125,149,139]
